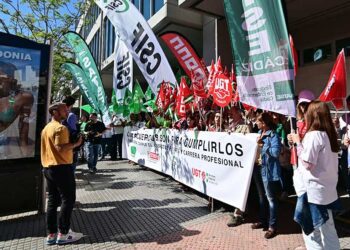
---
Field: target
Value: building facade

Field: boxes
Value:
[77,0,350,102]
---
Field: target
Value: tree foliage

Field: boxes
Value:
[0,0,93,100]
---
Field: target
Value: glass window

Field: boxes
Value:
[103,18,108,60]
[142,0,151,20]
[303,44,332,64]
[108,20,114,56]
[336,37,350,57]
[153,0,163,14]
[133,0,140,10]
[95,30,100,66]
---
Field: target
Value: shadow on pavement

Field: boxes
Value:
[71,199,203,245]
[0,198,204,246]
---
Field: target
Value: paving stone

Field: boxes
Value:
[0,160,349,249]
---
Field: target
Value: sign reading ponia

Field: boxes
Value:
[123,127,258,211]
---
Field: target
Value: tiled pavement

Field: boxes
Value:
[1,160,350,249]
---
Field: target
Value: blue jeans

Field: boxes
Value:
[263,180,280,229]
[253,167,268,226]
[86,142,99,170]
[302,210,340,250]
[294,193,342,235]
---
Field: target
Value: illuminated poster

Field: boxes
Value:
[0,45,41,160]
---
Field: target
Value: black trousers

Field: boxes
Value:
[111,134,123,160]
[43,165,76,234]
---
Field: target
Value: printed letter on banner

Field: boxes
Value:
[224,0,296,116]
[95,0,177,94]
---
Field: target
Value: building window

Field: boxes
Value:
[103,18,116,60]
[132,0,140,10]
[142,0,151,20]
[153,0,163,15]
[303,44,332,64]
[103,18,107,60]
[82,3,101,40]
[336,37,350,57]
[89,30,100,67]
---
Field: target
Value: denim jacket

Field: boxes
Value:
[259,130,282,182]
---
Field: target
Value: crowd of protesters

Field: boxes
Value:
[42,92,350,248]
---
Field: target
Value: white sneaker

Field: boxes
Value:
[56,230,83,245]
[45,233,57,245]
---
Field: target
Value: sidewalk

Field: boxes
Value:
[1,160,350,249]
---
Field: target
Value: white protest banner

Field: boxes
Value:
[113,34,133,104]
[95,0,177,94]
[123,127,258,211]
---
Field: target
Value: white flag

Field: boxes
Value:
[113,34,133,104]
[95,0,177,94]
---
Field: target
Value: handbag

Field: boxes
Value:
[279,144,291,167]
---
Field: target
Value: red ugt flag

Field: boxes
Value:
[156,81,167,111]
[319,49,347,110]
[191,71,207,98]
[176,77,192,117]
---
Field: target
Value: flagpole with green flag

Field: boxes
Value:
[131,80,145,114]
[64,31,111,124]
[122,88,133,118]
[62,62,100,113]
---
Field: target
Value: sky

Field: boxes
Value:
[0,0,82,35]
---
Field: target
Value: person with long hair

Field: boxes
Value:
[288,101,340,250]
[208,112,225,132]
[251,112,281,239]
[296,90,315,140]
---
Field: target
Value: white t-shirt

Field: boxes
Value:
[102,128,113,138]
[112,116,124,134]
[293,131,338,205]
[340,113,350,129]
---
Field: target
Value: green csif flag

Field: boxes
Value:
[111,89,124,114]
[144,86,154,101]
[62,63,100,113]
[223,0,296,116]
[131,80,145,114]
[64,31,111,124]
[122,88,133,117]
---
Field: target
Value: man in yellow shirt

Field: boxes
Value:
[41,103,82,245]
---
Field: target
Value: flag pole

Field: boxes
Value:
[220,107,223,132]
[197,98,205,123]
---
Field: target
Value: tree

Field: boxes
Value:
[0,0,93,100]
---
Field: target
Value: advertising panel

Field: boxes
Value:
[0,45,41,160]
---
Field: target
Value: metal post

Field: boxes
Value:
[214,18,218,61]
[40,39,54,214]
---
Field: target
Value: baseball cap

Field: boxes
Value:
[48,102,64,114]
[298,89,315,104]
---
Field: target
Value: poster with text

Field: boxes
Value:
[0,45,41,160]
